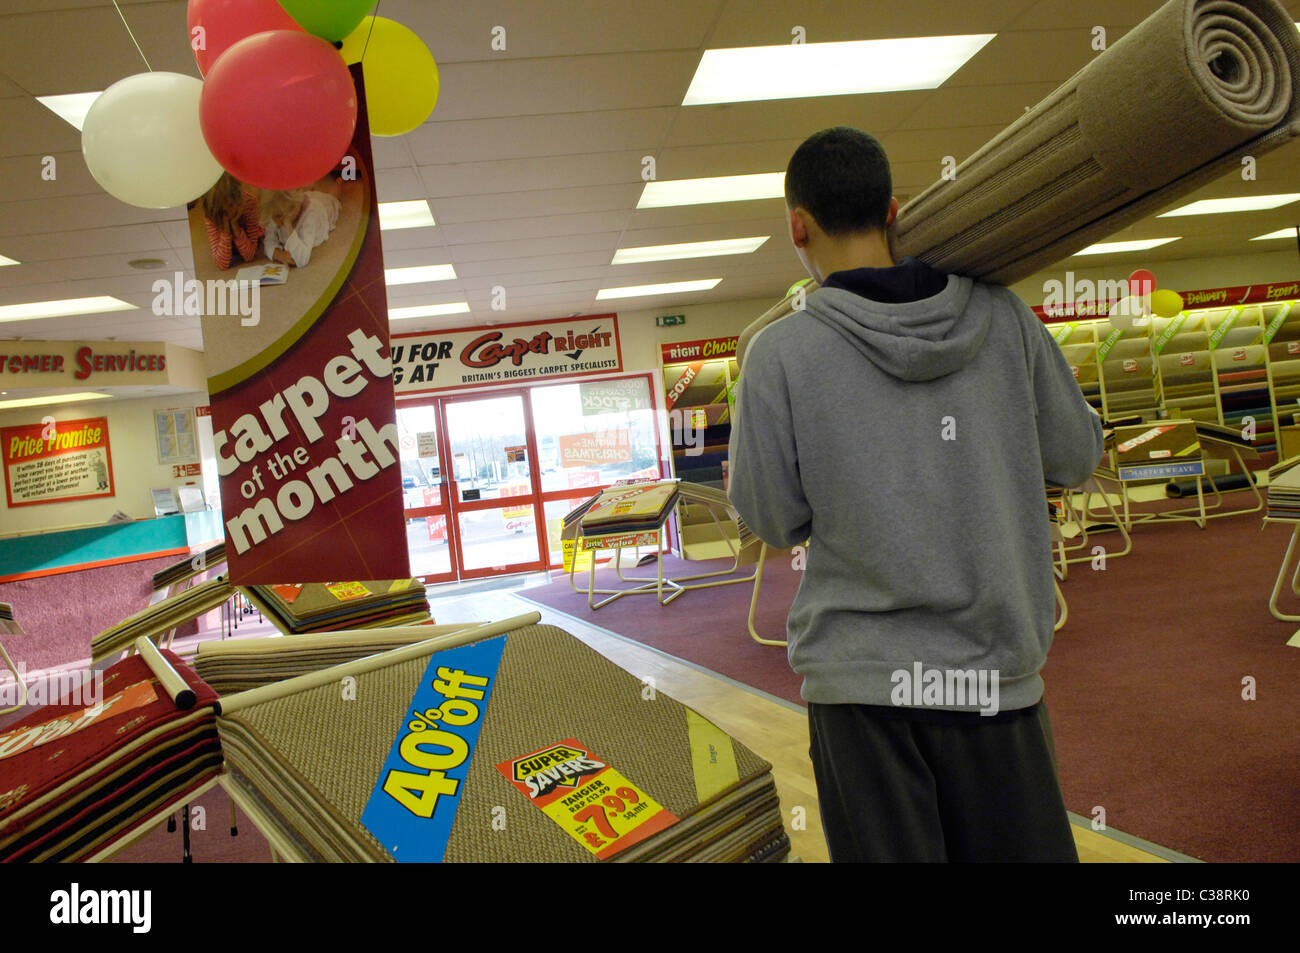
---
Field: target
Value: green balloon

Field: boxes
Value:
[277,0,375,42]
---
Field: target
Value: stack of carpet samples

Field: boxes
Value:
[1266,460,1300,519]
[242,579,431,635]
[0,649,221,861]
[217,616,789,862]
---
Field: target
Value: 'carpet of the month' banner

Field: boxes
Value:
[190,68,408,585]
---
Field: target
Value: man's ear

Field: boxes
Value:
[789,207,810,247]
[885,196,900,228]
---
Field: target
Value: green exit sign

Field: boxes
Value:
[656,314,686,327]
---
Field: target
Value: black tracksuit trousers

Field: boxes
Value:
[807,700,1079,862]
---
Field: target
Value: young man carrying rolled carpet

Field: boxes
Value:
[728,127,1105,862]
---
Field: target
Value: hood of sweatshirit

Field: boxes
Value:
[803,277,988,382]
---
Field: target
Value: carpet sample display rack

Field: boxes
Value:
[561,482,760,609]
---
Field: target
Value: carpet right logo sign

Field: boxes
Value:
[497,738,678,859]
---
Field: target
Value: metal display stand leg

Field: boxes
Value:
[747,542,788,647]
[1266,522,1300,622]
[1062,477,1133,567]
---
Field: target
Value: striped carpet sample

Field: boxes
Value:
[194,625,471,694]
[1267,460,1300,517]
[91,577,235,663]
[0,650,221,862]
[218,623,789,862]
[151,543,227,591]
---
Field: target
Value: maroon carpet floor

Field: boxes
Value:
[105,782,271,864]
[516,494,1300,863]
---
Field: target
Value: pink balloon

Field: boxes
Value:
[187,0,303,76]
[200,31,357,190]
[1129,268,1157,296]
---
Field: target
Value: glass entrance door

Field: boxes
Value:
[442,391,546,579]
[396,402,456,584]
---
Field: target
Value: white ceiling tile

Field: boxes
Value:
[381,0,722,62]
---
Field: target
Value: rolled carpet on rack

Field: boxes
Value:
[737,0,1300,365]
[193,623,480,694]
[1165,472,1260,496]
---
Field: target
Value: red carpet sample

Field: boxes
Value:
[516,496,1300,863]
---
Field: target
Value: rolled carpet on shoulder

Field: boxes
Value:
[893,0,1300,285]
[738,0,1300,364]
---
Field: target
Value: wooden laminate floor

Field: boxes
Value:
[426,580,1177,864]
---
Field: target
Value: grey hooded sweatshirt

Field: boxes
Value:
[728,260,1103,712]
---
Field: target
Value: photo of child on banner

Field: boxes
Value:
[189,67,409,586]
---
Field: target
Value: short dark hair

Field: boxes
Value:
[784,127,893,235]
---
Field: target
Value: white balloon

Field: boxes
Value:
[81,72,224,209]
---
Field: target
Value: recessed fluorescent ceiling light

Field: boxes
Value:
[0,392,111,411]
[390,302,471,319]
[596,279,721,300]
[682,35,997,105]
[612,237,769,265]
[1158,193,1300,216]
[0,295,136,324]
[638,173,784,209]
[36,91,102,131]
[378,201,436,230]
[0,254,19,267]
[1251,227,1299,241]
[1072,238,1181,256]
[385,264,457,286]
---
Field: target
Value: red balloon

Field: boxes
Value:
[187,0,303,75]
[200,31,357,190]
[1129,268,1157,296]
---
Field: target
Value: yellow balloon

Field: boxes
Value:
[340,17,439,136]
[1150,288,1184,318]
